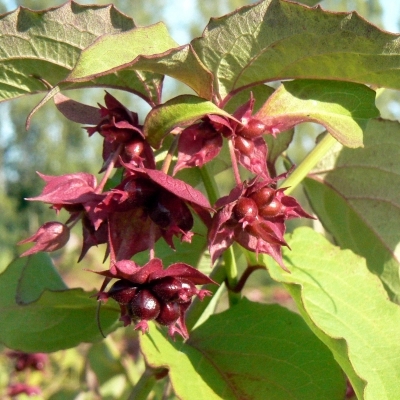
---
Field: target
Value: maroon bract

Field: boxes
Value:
[18,222,70,257]
[86,92,155,169]
[95,258,216,339]
[208,178,313,269]
[100,166,212,261]
[27,172,103,213]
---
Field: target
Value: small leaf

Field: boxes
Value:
[140,300,346,400]
[65,23,178,81]
[304,118,400,302]
[264,227,400,400]
[0,257,120,352]
[144,95,235,148]
[255,80,379,147]
[192,0,400,100]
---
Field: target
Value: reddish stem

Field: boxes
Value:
[228,137,242,185]
[95,143,124,194]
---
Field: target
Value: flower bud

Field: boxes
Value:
[128,289,160,321]
[156,302,181,326]
[237,118,267,139]
[18,222,70,257]
[233,197,258,223]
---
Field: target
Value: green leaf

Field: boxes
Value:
[0,257,120,352]
[263,227,400,400]
[0,3,164,102]
[67,44,213,101]
[15,253,67,305]
[192,0,400,100]
[255,80,379,148]
[303,118,400,302]
[140,299,345,400]
[144,95,236,148]
[222,84,274,114]
[65,22,178,81]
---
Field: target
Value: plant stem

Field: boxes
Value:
[223,246,241,305]
[161,133,180,174]
[199,164,239,304]
[279,133,337,195]
[128,366,157,400]
[96,143,123,194]
[228,137,242,185]
[199,163,219,206]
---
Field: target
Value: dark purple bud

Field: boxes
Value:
[234,135,255,155]
[108,280,138,304]
[128,289,160,321]
[124,139,144,158]
[151,276,197,303]
[233,197,258,223]
[251,187,275,208]
[259,198,284,218]
[18,222,70,257]
[156,302,181,326]
[237,118,267,139]
[151,276,182,302]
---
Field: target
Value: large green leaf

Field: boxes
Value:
[14,252,67,305]
[65,41,213,101]
[303,118,400,303]
[0,2,167,103]
[255,80,379,148]
[140,299,345,400]
[144,95,236,148]
[192,0,400,101]
[0,256,120,352]
[262,228,400,400]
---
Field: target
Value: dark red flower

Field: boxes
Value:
[208,178,313,269]
[7,383,41,397]
[86,92,155,169]
[99,166,212,261]
[174,94,270,177]
[18,222,70,257]
[6,351,48,372]
[96,258,216,339]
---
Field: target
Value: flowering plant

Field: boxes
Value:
[1,0,400,399]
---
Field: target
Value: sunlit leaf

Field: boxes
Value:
[0,2,164,102]
[140,300,345,400]
[255,80,379,147]
[304,118,400,302]
[263,227,400,400]
[192,0,400,101]
[144,95,236,148]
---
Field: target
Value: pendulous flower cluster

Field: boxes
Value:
[19,92,312,339]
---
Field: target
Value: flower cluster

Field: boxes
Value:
[19,92,311,339]
[96,258,215,339]
[5,351,47,397]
